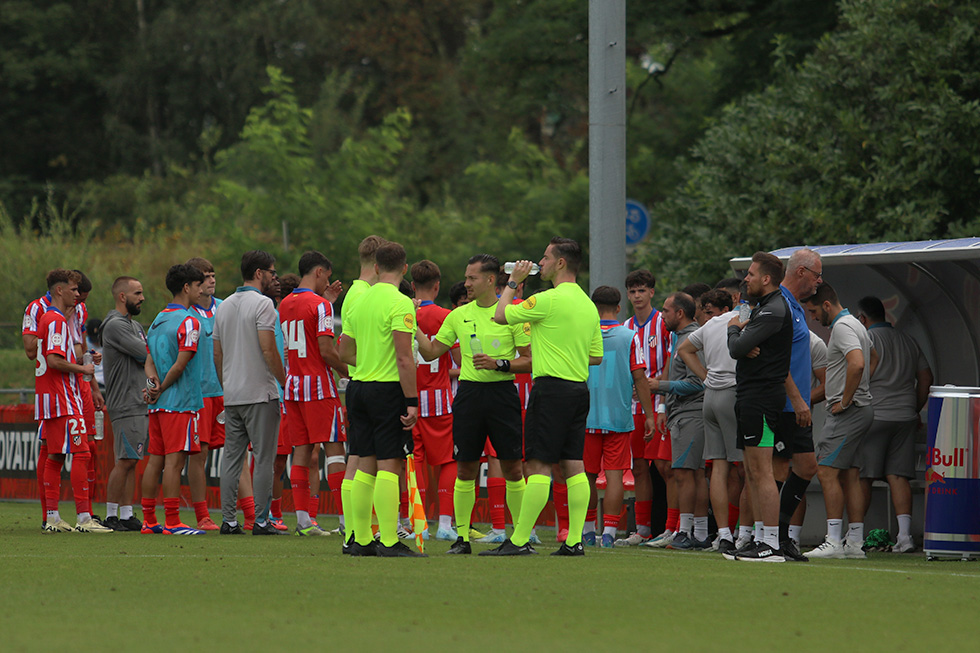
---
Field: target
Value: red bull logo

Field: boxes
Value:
[929,447,967,468]
[926,468,946,485]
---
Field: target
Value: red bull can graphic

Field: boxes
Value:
[924,387,980,560]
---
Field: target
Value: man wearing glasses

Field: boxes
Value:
[213,251,287,535]
[771,248,824,561]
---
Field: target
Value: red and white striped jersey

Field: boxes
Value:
[514,373,533,410]
[34,307,83,420]
[416,302,453,417]
[68,301,88,347]
[22,292,52,338]
[278,289,340,402]
[626,309,671,414]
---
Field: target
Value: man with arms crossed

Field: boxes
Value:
[486,237,603,556]
[102,276,151,531]
[803,283,876,559]
[724,252,794,562]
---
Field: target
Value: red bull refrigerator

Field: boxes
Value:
[925,386,980,560]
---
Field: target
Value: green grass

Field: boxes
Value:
[1,500,978,651]
[0,348,34,405]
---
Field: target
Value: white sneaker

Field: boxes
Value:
[734,535,754,552]
[396,524,414,539]
[893,535,915,553]
[805,536,845,559]
[843,539,867,559]
[476,528,507,544]
[641,529,674,548]
[75,519,113,533]
[614,531,652,547]
[43,519,75,533]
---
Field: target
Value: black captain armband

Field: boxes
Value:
[405,397,419,407]
[495,359,511,373]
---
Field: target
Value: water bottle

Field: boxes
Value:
[469,333,483,356]
[216,410,226,425]
[738,300,752,322]
[94,410,104,441]
[503,262,540,276]
[82,351,94,382]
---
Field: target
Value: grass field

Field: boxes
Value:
[1,500,977,651]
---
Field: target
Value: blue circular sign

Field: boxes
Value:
[626,199,650,245]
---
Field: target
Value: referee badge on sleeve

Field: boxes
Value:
[403,314,415,330]
[522,296,536,309]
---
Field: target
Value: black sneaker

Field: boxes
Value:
[551,542,585,557]
[252,521,281,535]
[780,539,808,562]
[342,532,355,555]
[220,522,245,535]
[348,540,379,557]
[377,541,427,557]
[666,532,695,550]
[735,541,785,562]
[478,538,537,556]
[447,537,471,555]
[103,516,125,531]
[717,538,736,555]
[119,516,143,532]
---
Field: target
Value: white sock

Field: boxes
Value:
[402,517,413,528]
[603,525,617,537]
[718,527,733,542]
[77,512,91,523]
[106,502,119,518]
[339,515,346,528]
[847,522,864,544]
[679,513,694,534]
[583,520,596,534]
[693,516,708,541]
[738,525,753,540]
[763,525,779,549]
[827,519,843,542]
[120,505,133,520]
[439,515,452,530]
[897,514,911,539]
[47,510,61,523]
[296,510,312,529]
[227,520,238,528]
[788,524,802,544]
[637,524,652,537]
[754,521,763,542]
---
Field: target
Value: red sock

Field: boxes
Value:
[87,440,96,504]
[44,457,63,517]
[400,491,409,520]
[289,466,310,514]
[241,496,256,525]
[666,507,680,532]
[163,497,180,527]
[603,513,620,530]
[193,501,209,523]
[271,497,283,519]
[487,477,506,530]
[141,497,157,525]
[327,471,345,517]
[585,508,598,527]
[437,464,455,517]
[728,503,740,531]
[634,499,653,530]
[553,482,569,532]
[308,494,319,521]
[38,442,49,520]
[70,450,91,517]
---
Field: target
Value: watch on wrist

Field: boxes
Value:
[495,358,511,373]
[507,280,518,289]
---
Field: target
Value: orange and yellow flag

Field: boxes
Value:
[405,455,427,553]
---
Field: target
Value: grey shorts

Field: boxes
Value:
[816,404,874,469]
[669,415,705,470]
[703,386,742,463]
[111,414,149,460]
[858,419,917,479]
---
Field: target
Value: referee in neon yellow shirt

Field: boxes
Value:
[484,237,603,556]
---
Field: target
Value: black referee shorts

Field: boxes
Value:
[524,377,590,464]
[345,381,412,460]
[452,380,523,462]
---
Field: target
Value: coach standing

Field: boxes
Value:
[486,237,603,556]
[213,251,287,535]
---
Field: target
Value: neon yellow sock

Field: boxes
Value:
[511,475,551,546]
[340,478,353,531]
[505,478,526,527]
[454,479,476,541]
[565,472,589,546]
[374,470,400,547]
[351,470,376,545]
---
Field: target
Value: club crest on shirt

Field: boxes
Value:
[522,296,536,309]
[51,333,64,348]
[189,329,200,344]
[403,314,415,330]
[22,314,32,330]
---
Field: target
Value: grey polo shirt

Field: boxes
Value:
[213,286,279,406]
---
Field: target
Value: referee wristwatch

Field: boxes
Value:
[495,358,511,373]
[507,280,518,289]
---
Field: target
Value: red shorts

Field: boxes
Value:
[148,411,201,456]
[412,413,453,466]
[39,415,91,455]
[483,437,497,459]
[198,396,226,449]
[79,381,96,437]
[584,429,631,475]
[277,402,291,456]
[630,412,660,461]
[285,398,345,447]
[652,420,672,462]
